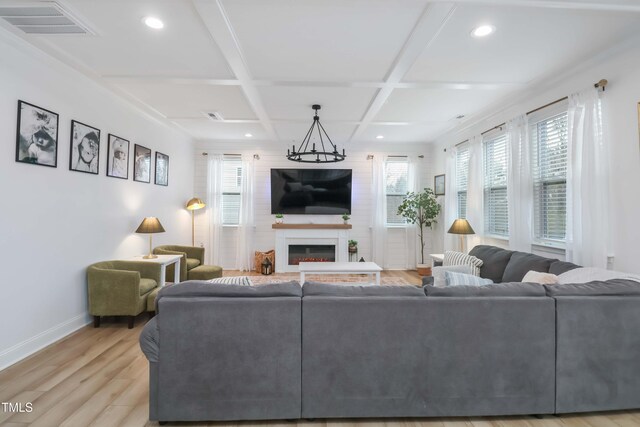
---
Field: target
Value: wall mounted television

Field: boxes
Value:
[270,169,352,215]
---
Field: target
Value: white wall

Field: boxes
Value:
[0,33,195,369]
[192,142,437,271]
[431,35,640,273]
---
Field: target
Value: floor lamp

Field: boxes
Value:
[186,197,206,246]
[447,219,475,253]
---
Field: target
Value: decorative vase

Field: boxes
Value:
[343,219,349,225]
[348,245,357,253]
[275,217,283,224]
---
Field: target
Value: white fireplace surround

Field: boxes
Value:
[275,228,349,273]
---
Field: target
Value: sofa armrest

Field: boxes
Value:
[87,267,140,315]
[183,246,205,265]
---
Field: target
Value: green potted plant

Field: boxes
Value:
[397,187,441,276]
[348,240,358,253]
[341,214,350,224]
[275,213,284,224]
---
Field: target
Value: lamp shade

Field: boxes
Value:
[447,219,475,235]
[186,197,206,211]
[135,217,165,234]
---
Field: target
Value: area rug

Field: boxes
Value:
[249,274,413,286]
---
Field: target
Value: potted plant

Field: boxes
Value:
[397,188,441,276]
[342,214,350,224]
[348,240,358,253]
[275,213,284,224]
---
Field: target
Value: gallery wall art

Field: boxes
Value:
[16,100,59,167]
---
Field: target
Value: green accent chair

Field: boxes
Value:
[153,245,223,282]
[87,260,161,329]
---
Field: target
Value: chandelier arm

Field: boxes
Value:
[299,119,316,154]
[315,119,328,162]
[317,120,337,151]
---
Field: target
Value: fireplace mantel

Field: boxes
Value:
[272,223,352,230]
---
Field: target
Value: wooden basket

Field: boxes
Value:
[254,250,275,273]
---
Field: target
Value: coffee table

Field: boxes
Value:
[298,261,382,285]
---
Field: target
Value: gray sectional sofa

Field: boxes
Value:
[139,246,640,423]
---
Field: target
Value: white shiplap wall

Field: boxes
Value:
[193,142,436,270]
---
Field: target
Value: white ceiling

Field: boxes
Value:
[1,0,639,146]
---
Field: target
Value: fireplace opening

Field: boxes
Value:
[288,244,336,265]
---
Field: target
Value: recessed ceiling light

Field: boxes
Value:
[376,135,384,139]
[143,16,164,30]
[471,25,495,38]
[244,133,253,138]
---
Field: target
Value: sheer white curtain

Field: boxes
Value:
[206,154,224,266]
[566,87,609,268]
[466,135,484,249]
[235,155,255,271]
[371,156,387,267]
[404,156,418,268]
[507,114,533,251]
[444,146,458,251]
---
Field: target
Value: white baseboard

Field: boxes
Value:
[0,313,91,371]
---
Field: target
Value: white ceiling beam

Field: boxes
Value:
[426,0,640,12]
[101,75,524,91]
[166,118,450,126]
[350,2,457,142]
[191,0,278,140]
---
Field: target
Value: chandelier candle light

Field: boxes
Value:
[286,104,346,163]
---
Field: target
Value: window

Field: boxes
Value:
[455,145,469,219]
[222,155,242,225]
[385,158,409,225]
[483,133,508,236]
[531,111,568,243]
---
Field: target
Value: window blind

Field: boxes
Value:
[483,133,508,236]
[531,112,568,242]
[455,145,469,219]
[385,158,409,224]
[222,155,242,225]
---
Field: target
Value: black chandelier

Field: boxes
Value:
[286,104,346,163]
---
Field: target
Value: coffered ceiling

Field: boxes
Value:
[1,0,639,145]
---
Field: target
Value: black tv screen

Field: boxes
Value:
[271,169,352,215]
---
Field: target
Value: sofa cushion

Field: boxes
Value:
[557,267,640,285]
[425,282,546,297]
[186,258,201,270]
[187,265,223,281]
[444,271,493,287]
[157,280,301,301]
[432,265,473,287]
[468,245,514,282]
[139,317,159,362]
[549,260,580,275]
[443,251,483,276]
[502,252,554,282]
[522,270,559,285]
[544,279,640,297]
[303,282,425,297]
[139,278,157,295]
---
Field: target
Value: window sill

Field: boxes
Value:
[532,241,566,254]
[484,234,509,242]
[386,224,411,229]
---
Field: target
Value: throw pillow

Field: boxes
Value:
[557,267,640,285]
[432,265,473,287]
[206,276,253,286]
[522,270,559,285]
[445,271,493,287]
[443,251,484,276]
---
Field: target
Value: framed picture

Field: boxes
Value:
[133,144,151,183]
[15,100,59,167]
[69,120,100,174]
[434,174,445,196]
[106,134,129,179]
[155,152,169,186]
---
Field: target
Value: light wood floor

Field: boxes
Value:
[2,270,640,426]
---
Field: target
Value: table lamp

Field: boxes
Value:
[135,217,165,259]
[186,197,206,246]
[447,219,475,253]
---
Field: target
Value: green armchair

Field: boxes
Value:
[87,260,161,328]
[152,245,221,282]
